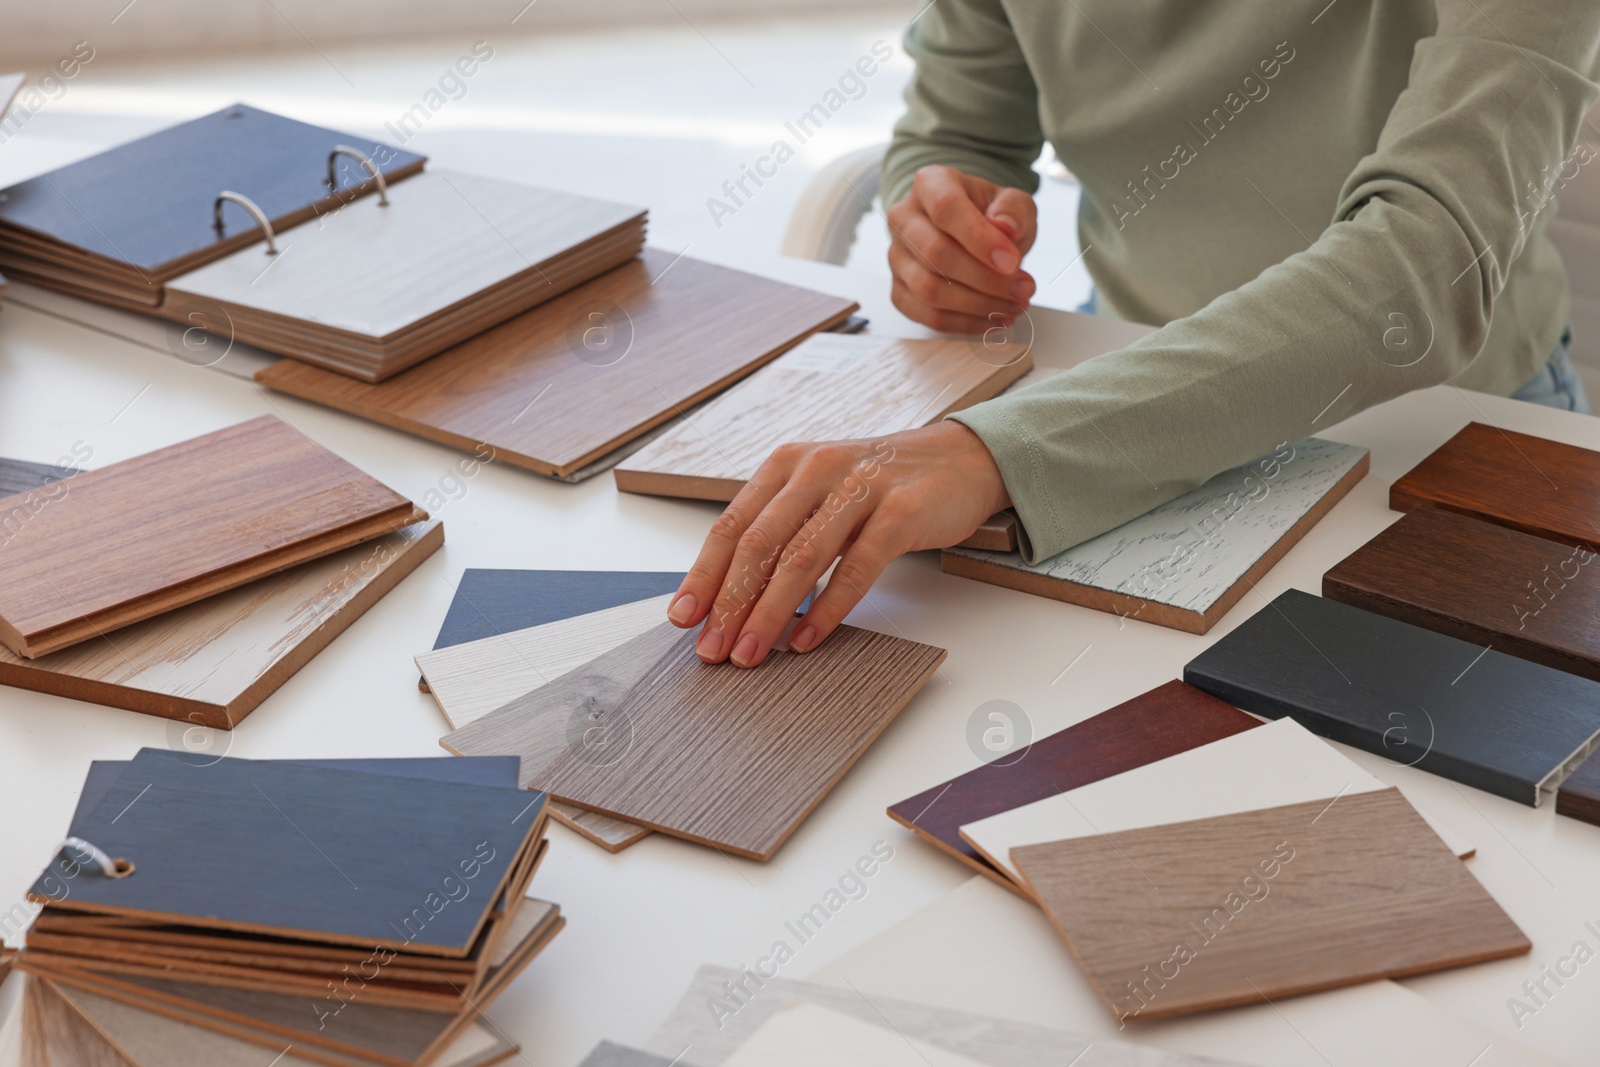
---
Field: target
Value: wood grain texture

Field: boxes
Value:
[1556,750,1600,828]
[255,249,859,477]
[29,749,539,955]
[647,964,1235,1067]
[1324,506,1600,683]
[721,1001,983,1067]
[0,416,421,658]
[0,457,80,499]
[46,981,518,1067]
[954,510,1018,552]
[1183,588,1600,805]
[1391,422,1600,551]
[613,334,1031,500]
[943,439,1368,634]
[22,978,129,1067]
[889,682,1258,894]
[420,568,683,690]
[959,718,1473,886]
[0,104,425,303]
[1013,789,1529,1022]
[0,520,440,728]
[166,170,646,380]
[536,623,946,860]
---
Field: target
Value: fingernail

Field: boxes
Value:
[991,248,1019,273]
[790,624,818,652]
[1011,278,1033,300]
[696,628,727,661]
[668,592,697,625]
[993,213,1020,236]
[730,632,760,667]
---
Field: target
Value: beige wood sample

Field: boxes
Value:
[255,249,859,477]
[166,170,646,381]
[535,623,946,860]
[955,511,1018,552]
[614,334,1032,500]
[0,521,440,729]
[721,1001,983,1067]
[0,416,422,658]
[1012,789,1529,1022]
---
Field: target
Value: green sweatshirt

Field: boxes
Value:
[884,1,1600,563]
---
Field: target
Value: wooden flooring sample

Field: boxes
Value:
[30,749,537,954]
[0,520,440,728]
[955,510,1018,552]
[0,456,80,498]
[1324,506,1600,682]
[534,623,945,860]
[43,981,518,1067]
[943,438,1368,634]
[0,415,421,658]
[959,718,1471,885]
[1556,749,1600,828]
[614,334,1031,500]
[721,1001,982,1067]
[648,965,1237,1067]
[255,249,859,477]
[0,104,425,305]
[166,170,645,380]
[889,681,1259,893]
[1183,588,1600,805]
[1391,422,1600,551]
[421,567,683,689]
[22,977,129,1067]
[1013,789,1529,1022]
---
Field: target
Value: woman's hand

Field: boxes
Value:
[887,165,1039,334]
[667,421,1011,667]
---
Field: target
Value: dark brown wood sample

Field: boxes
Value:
[0,415,422,658]
[1324,507,1600,682]
[254,249,859,478]
[0,104,425,306]
[1557,751,1600,828]
[1391,422,1600,551]
[535,623,946,860]
[887,681,1261,894]
[1013,788,1529,1022]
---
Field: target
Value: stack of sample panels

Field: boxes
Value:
[0,417,432,727]
[954,718,1528,1021]
[17,752,559,1067]
[443,619,945,861]
[0,104,426,309]
[613,333,1033,501]
[255,249,859,478]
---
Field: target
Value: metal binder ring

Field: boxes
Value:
[213,191,278,255]
[327,144,389,206]
[61,836,135,878]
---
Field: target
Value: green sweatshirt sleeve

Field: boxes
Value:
[946,1,1600,564]
[880,0,1045,207]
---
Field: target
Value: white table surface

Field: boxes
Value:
[1,251,1598,1067]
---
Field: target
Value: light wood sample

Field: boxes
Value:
[1390,421,1600,551]
[0,520,439,728]
[0,104,425,307]
[648,964,1235,1067]
[958,719,1472,885]
[942,438,1368,634]
[166,170,646,381]
[255,249,859,477]
[614,334,1032,500]
[0,416,421,658]
[537,623,945,860]
[721,1001,983,1067]
[1012,789,1529,1022]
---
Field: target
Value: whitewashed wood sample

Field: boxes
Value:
[165,170,645,379]
[418,594,672,731]
[648,965,1236,1067]
[422,595,673,853]
[959,719,1471,885]
[0,521,441,728]
[614,334,1032,501]
[942,437,1369,633]
[721,1001,983,1067]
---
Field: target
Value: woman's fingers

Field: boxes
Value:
[789,510,905,654]
[670,453,794,630]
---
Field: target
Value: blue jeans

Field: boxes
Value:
[1079,288,1589,415]
[1512,329,1590,413]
